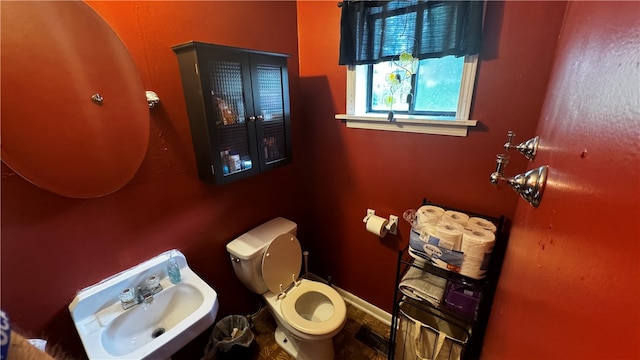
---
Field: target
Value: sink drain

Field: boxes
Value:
[151,327,166,339]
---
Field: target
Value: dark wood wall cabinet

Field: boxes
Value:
[173,41,292,185]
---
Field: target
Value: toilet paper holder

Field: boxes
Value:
[363,209,398,236]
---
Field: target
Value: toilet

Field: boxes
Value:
[226,217,347,360]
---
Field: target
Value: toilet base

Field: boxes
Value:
[274,327,335,360]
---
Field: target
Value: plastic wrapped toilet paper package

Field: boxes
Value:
[404,206,498,279]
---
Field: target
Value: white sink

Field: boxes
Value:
[69,250,219,360]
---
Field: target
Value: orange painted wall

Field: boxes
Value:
[1,2,302,358]
[482,1,640,358]
[296,1,567,311]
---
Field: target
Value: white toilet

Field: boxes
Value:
[226,217,347,360]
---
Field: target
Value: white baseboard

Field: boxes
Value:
[308,273,392,326]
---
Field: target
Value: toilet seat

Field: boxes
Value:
[261,232,346,337]
[280,281,347,336]
[262,233,302,295]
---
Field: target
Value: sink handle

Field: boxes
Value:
[119,288,138,310]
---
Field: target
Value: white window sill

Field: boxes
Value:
[335,113,477,137]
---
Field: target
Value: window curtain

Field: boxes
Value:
[339,0,484,66]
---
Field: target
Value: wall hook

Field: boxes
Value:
[91,93,103,105]
[504,131,540,161]
[146,91,160,109]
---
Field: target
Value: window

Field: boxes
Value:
[336,54,478,136]
[336,0,483,136]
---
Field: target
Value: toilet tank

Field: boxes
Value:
[226,217,297,294]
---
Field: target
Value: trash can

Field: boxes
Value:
[202,315,255,360]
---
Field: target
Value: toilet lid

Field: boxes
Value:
[262,233,302,294]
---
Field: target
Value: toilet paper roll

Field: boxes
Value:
[443,210,470,226]
[461,227,495,259]
[416,205,444,226]
[460,227,495,278]
[419,222,437,238]
[409,222,438,254]
[466,217,497,233]
[433,221,464,251]
[462,227,495,247]
[365,215,389,237]
[459,269,487,280]
[413,213,437,234]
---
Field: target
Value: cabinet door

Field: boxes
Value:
[174,42,292,185]
[250,54,291,172]
[201,49,260,184]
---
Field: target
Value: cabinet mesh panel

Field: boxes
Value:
[209,60,251,174]
[257,65,286,163]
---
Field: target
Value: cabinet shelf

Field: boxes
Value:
[389,199,510,360]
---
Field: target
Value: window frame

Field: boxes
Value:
[335,53,479,137]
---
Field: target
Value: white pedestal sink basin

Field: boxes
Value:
[69,250,219,359]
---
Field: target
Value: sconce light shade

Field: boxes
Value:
[507,165,549,207]
[516,136,540,161]
[504,131,540,161]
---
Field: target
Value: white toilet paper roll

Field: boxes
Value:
[443,210,470,226]
[459,269,487,280]
[462,227,495,244]
[461,227,495,259]
[467,217,497,233]
[417,205,444,226]
[437,219,464,231]
[419,222,437,238]
[460,227,495,279]
[434,221,464,251]
[366,215,389,237]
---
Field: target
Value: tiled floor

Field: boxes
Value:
[240,302,391,360]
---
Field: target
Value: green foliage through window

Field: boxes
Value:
[369,55,464,117]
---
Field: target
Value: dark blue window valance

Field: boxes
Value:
[339,0,484,66]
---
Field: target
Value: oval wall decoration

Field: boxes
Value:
[1,1,149,198]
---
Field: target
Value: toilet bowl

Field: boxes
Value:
[226,217,347,360]
[264,279,346,359]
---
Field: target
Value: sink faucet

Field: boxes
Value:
[138,286,157,306]
[119,276,163,310]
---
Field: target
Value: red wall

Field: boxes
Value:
[8,1,620,359]
[296,1,567,311]
[1,2,302,358]
[483,1,640,358]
